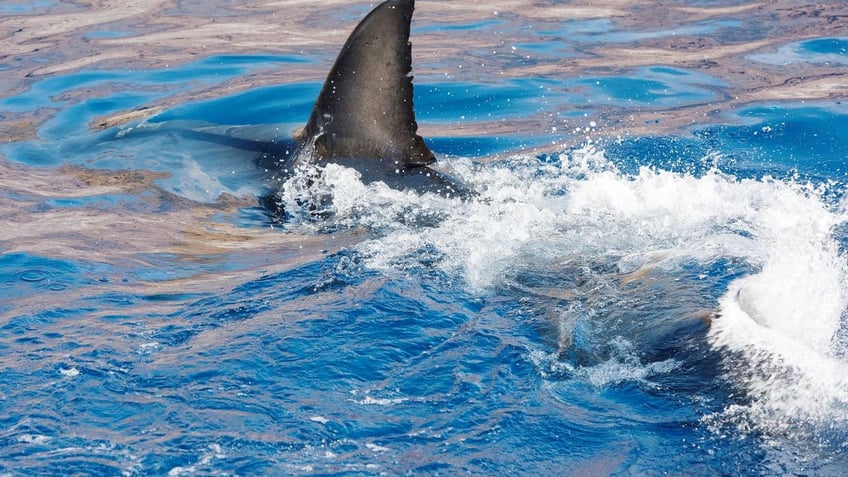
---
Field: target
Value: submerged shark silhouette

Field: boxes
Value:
[257,0,466,216]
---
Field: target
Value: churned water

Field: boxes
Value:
[1,1,847,475]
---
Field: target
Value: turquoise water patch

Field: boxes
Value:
[1,253,86,299]
[152,82,319,126]
[42,193,151,211]
[0,0,53,14]
[0,55,308,117]
[695,104,848,181]
[603,136,715,177]
[427,136,545,157]
[417,80,558,122]
[749,36,848,65]
[0,55,312,192]
[801,38,848,56]
[590,77,689,105]
[420,68,722,121]
[607,104,848,184]
[579,66,723,107]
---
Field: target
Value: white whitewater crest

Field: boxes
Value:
[707,177,848,445]
[529,337,680,388]
[279,142,848,443]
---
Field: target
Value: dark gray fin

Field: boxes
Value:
[299,0,435,167]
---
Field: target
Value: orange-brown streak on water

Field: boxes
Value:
[0,157,368,324]
[2,1,847,140]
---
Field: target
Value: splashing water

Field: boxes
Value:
[708,178,848,448]
[279,141,848,455]
[3,0,848,472]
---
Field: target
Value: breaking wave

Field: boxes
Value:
[279,142,848,453]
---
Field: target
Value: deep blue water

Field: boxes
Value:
[2,8,848,477]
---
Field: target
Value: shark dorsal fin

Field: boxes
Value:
[301,0,435,167]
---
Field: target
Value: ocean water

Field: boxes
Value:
[1,1,847,475]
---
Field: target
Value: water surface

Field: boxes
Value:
[1,1,847,475]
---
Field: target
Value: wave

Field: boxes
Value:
[279,142,848,451]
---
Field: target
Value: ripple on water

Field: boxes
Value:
[1,253,79,298]
[18,269,48,283]
[1,1,848,474]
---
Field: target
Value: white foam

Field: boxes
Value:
[708,176,848,436]
[286,147,779,289]
[17,434,51,445]
[578,342,680,388]
[280,147,841,285]
[355,395,409,406]
[529,340,680,388]
[59,367,80,378]
[281,144,848,437]
[166,444,225,477]
[365,442,391,453]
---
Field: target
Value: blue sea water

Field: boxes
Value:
[2,5,848,477]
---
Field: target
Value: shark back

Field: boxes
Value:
[299,0,435,168]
